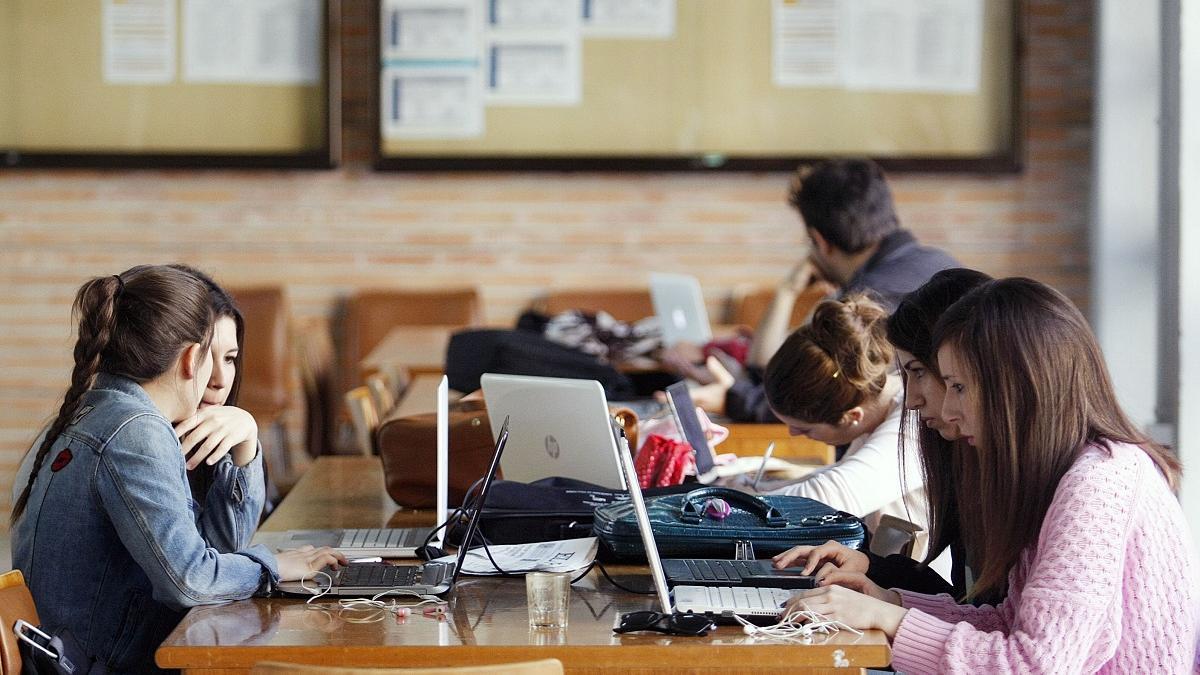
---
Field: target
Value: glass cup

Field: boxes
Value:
[526,571,571,628]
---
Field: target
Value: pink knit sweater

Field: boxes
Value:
[891,441,1200,674]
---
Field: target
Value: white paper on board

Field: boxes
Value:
[772,0,983,93]
[381,0,482,59]
[102,0,176,84]
[581,0,675,39]
[771,0,840,87]
[183,0,322,84]
[381,63,485,138]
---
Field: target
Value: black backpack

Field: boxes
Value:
[445,328,637,399]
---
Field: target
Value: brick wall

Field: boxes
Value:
[0,0,1091,520]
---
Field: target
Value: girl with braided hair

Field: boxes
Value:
[11,265,344,673]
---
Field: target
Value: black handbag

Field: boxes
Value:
[592,486,866,560]
[15,620,102,675]
[452,478,695,546]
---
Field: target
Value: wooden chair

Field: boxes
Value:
[344,386,380,455]
[250,659,564,675]
[725,281,837,328]
[533,288,655,323]
[295,318,336,457]
[868,514,929,561]
[0,570,41,675]
[230,287,302,494]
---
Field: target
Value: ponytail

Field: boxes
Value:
[12,275,122,522]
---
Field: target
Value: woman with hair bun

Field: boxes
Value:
[759,294,938,574]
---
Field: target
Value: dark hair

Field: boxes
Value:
[931,277,1181,601]
[787,159,899,254]
[764,294,893,424]
[168,265,245,507]
[169,264,245,406]
[885,268,992,582]
[12,265,215,523]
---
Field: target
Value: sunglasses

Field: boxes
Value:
[613,610,716,636]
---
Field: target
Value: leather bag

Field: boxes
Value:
[592,486,865,560]
[377,402,496,508]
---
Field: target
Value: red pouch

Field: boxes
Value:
[634,434,696,488]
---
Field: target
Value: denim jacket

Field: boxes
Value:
[12,373,279,674]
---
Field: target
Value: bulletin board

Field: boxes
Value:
[1,0,338,168]
[375,0,1021,172]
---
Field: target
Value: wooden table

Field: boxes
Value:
[157,458,888,674]
[360,325,457,378]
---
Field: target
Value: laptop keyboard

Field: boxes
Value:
[707,586,789,609]
[338,528,424,549]
[684,559,758,582]
[337,563,421,588]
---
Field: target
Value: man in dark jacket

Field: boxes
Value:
[690,159,958,422]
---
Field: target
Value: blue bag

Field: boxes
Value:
[592,486,865,559]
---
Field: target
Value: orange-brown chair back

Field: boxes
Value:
[0,569,40,675]
[340,288,482,397]
[230,287,291,418]
[727,281,836,329]
[535,289,654,323]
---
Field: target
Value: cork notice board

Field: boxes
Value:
[1,0,335,168]
[376,0,1019,171]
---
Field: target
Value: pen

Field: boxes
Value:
[751,442,776,492]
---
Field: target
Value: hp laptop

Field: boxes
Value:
[650,273,713,347]
[254,376,452,558]
[612,425,804,621]
[480,373,627,490]
[277,417,509,598]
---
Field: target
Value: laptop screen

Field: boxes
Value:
[450,415,510,586]
[611,420,674,614]
[664,382,715,474]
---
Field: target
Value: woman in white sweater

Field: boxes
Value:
[760,295,933,566]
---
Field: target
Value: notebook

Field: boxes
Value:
[480,373,627,490]
[650,272,713,347]
[276,417,509,597]
[253,376,451,558]
[611,423,801,621]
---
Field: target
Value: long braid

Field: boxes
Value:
[12,275,121,523]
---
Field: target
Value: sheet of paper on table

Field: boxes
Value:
[435,537,598,576]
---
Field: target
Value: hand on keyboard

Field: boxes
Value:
[277,545,348,582]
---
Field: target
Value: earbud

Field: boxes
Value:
[743,624,756,635]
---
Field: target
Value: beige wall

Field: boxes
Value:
[0,0,1092,520]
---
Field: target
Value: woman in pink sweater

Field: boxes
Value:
[784,277,1200,673]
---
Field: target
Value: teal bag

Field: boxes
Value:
[592,486,865,559]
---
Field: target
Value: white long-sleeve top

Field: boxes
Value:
[769,375,947,578]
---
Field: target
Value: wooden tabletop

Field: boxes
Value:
[360,325,457,377]
[158,458,887,673]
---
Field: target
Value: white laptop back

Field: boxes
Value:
[613,430,795,619]
[650,272,713,347]
[480,373,627,490]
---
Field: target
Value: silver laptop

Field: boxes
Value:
[650,272,713,347]
[663,381,718,478]
[480,373,627,490]
[254,376,452,558]
[612,425,799,621]
[277,418,509,597]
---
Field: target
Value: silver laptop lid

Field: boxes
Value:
[612,421,673,614]
[650,272,713,347]
[480,373,627,490]
[436,375,449,548]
